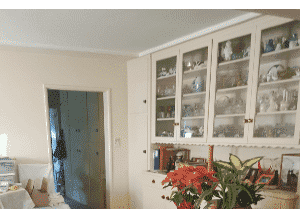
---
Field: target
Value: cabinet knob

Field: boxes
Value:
[152,179,155,183]
[244,119,253,123]
[166,196,169,200]
[173,123,179,126]
[143,150,146,154]
[161,195,165,199]
[143,100,147,104]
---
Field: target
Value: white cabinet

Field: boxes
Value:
[127,55,151,208]
[148,16,300,148]
[177,37,213,143]
[141,172,176,209]
[248,17,300,146]
[151,48,179,143]
[207,21,257,144]
[127,55,149,114]
[128,113,148,209]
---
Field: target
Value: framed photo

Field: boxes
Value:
[255,174,274,185]
[279,153,300,192]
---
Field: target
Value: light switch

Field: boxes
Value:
[114,138,121,147]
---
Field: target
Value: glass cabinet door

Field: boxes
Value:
[249,20,300,145]
[151,49,179,142]
[177,38,212,143]
[208,25,256,144]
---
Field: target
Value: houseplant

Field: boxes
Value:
[195,154,265,209]
[163,154,265,209]
[161,165,219,209]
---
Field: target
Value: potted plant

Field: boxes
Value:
[194,154,265,209]
[162,154,265,209]
[162,165,219,209]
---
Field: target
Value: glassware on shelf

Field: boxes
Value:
[234,98,245,114]
[213,125,244,138]
[192,76,204,93]
[267,91,279,113]
[289,33,298,49]
[258,95,270,113]
[184,55,193,71]
[171,106,175,118]
[254,123,295,138]
[158,106,165,118]
[215,96,229,115]
[158,68,168,78]
[193,103,200,116]
[157,85,166,98]
[279,89,290,111]
[182,105,193,117]
[289,90,298,110]
[182,84,192,94]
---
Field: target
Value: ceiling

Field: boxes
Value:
[0,9,266,57]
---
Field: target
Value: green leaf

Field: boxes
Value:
[229,154,242,170]
[213,161,233,170]
[203,202,213,209]
[242,156,263,168]
[194,189,214,209]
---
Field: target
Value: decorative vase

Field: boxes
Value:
[265,39,275,53]
[289,33,298,49]
[224,41,233,61]
[267,94,278,113]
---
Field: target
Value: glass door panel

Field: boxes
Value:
[251,21,300,142]
[180,47,208,139]
[155,56,177,138]
[211,34,252,140]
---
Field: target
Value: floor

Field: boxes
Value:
[64,196,91,209]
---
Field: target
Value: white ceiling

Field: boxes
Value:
[0,9,261,57]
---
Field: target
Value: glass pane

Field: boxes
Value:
[213,34,251,138]
[155,56,177,137]
[180,47,208,138]
[253,21,300,138]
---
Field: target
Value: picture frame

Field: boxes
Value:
[279,153,300,192]
[255,174,274,185]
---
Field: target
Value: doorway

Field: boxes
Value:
[44,85,112,209]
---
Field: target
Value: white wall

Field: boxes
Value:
[0,45,133,208]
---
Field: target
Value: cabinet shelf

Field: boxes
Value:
[260,46,300,62]
[182,92,206,99]
[259,78,300,88]
[182,116,205,120]
[0,173,15,176]
[217,85,247,93]
[218,57,249,67]
[183,68,207,80]
[157,74,176,80]
[256,110,297,116]
[157,96,175,100]
[215,113,245,118]
[157,118,175,121]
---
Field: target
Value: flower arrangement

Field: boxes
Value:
[162,165,218,209]
[162,154,265,209]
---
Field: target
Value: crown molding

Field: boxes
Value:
[139,12,261,57]
[0,40,138,57]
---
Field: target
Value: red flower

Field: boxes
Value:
[177,200,195,209]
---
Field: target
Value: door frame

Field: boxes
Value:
[43,84,113,209]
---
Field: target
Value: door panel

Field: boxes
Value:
[68,91,89,205]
